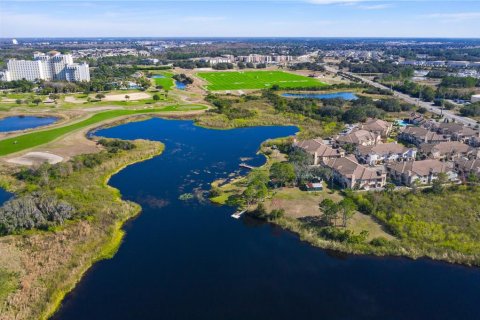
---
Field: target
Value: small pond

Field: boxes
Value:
[282,92,358,100]
[0,116,58,133]
[0,188,12,206]
[175,81,187,90]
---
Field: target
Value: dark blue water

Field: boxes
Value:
[175,81,187,90]
[0,188,12,205]
[53,119,480,320]
[282,92,358,100]
[0,116,58,132]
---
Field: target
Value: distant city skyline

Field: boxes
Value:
[1,1,479,38]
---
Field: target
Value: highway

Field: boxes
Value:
[325,65,478,127]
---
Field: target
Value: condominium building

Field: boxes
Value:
[4,51,90,82]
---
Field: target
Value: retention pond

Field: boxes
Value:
[0,116,58,133]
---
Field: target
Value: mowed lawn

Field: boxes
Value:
[0,105,206,156]
[197,71,327,90]
[151,71,175,90]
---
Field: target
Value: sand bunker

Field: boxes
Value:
[64,96,85,104]
[103,92,150,101]
[7,152,64,166]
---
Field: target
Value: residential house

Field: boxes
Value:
[294,139,345,165]
[468,131,480,148]
[454,158,480,180]
[322,156,386,190]
[359,118,393,138]
[356,143,417,166]
[408,112,426,126]
[334,129,381,148]
[435,122,479,144]
[387,159,458,186]
[420,141,473,161]
[399,126,449,146]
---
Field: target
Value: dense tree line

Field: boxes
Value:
[440,76,479,88]
[211,63,234,70]
[173,60,210,69]
[205,94,257,120]
[172,73,194,85]
[459,102,480,117]
[262,90,387,123]
[342,61,414,79]
[0,79,35,92]
[289,62,325,71]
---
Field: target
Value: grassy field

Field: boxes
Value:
[151,71,175,90]
[0,105,206,156]
[197,71,327,90]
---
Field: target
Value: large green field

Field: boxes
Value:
[197,71,327,91]
[0,105,206,156]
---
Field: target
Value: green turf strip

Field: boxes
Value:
[0,105,206,156]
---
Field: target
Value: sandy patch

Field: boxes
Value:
[83,106,124,112]
[7,152,64,166]
[64,96,85,104]
[103,92,150,101]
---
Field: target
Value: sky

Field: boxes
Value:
[0,0,479,38]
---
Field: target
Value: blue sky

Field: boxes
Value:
[1,1,479,38]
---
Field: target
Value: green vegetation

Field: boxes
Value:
[348,185,480,264]
[152,71,175,90]
[198,93,342,139]
[0,105,206,156]
[209,131,480,266]
[0,139,164,320]
[0,269,18,304]
[197,71,327,90]
[0,191,74,235]
[459,102,480,117]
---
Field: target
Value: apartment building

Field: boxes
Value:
[5,51,90,82]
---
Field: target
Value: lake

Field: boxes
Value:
[0,116,58,133]
[52,118,480,320]
[282,92,358,100]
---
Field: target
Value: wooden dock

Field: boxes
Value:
[231,210,246,219]
[239,163,255,170]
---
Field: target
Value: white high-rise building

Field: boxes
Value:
[5,51,90,82]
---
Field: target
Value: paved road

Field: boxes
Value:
[325,66,478,127]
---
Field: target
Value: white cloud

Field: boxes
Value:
[182,16,226,22]
[358,3,393,10]
[425,12,480,21]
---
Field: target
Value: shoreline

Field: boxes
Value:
[41,140,165,320]
[209,140,480,268]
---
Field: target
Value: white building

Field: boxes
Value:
[5,51,90,82]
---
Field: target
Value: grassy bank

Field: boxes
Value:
[0,104,206,156]
[0,139,164,320]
